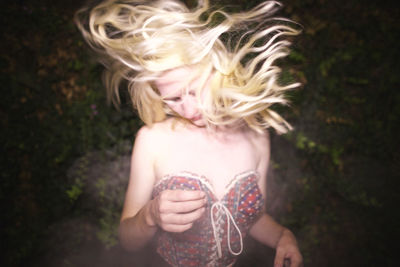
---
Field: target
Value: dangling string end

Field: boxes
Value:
[210,202,243,258]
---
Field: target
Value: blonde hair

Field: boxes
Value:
[75,0,300,133]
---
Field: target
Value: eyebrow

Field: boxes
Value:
[156,81,178,88]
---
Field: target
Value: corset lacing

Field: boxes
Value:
[210,201,243,258]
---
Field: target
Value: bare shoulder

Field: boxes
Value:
[135,120,173,145]
[134,125,155,149]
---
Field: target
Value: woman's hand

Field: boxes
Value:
[274,229,303,267]
[147,189,207,232]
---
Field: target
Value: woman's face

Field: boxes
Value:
[155,66,210,127]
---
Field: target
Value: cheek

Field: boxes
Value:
[165,102,183,115]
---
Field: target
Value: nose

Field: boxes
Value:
[181,94,198,119]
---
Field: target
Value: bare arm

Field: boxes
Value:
[119,127,159,251]
[249,131,303,267]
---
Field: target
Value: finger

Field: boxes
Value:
[161,198,206,213]
[161,207,205,225]
[162,190,205,202]
[162,223,193,233]
[274,248,285,267]
[289,254,303,267]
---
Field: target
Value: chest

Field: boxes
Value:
[154,130,260,197]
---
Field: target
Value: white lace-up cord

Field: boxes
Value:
[210,202,243,258]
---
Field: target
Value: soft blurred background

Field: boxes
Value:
[1,0,398,266]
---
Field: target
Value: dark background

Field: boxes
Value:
[1,0,399,266]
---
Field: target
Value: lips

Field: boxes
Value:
[191,114,202,121]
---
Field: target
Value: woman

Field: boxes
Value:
[76,0,303,266]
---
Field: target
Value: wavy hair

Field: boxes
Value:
[75,0,300,133]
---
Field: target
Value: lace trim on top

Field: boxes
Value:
[155,170,259,201]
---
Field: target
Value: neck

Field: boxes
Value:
[181,120,249,142]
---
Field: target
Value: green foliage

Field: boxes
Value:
[66,180,84,202]
[274,1,400,265]
[96,207,120,249]
[288,50,306,64]
[66,156,88,203]
[0,2,140,265]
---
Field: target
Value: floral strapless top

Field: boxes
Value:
[152,171,264,267]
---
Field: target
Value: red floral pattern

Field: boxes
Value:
[152,171,264,267]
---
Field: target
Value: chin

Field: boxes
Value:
[191,119,206,127]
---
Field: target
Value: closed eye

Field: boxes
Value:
[163,97,182,103]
